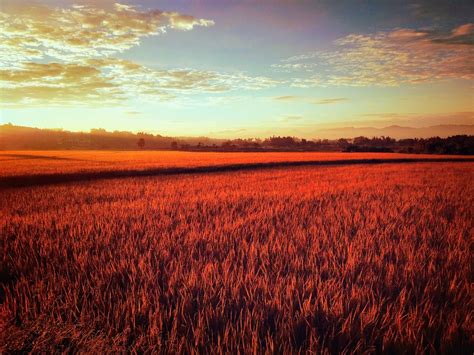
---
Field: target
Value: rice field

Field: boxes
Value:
[0,153,473,353]
[0,150,467,177]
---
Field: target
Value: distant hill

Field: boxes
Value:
[0,124,222,150]
[317,124,474,139]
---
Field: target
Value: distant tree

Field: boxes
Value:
[265,136,297,148]
[137,138,145,149]
[353,136,370,145]
[171,141,178,150]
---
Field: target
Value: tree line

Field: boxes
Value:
[192,135,474,155]
[1,124,472,155]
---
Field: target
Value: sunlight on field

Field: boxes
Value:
[1,0,472,351]
[1,162,473,352]
[0,150,469,177]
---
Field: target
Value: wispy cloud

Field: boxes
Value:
[273,96,348,105]
[276,24,474,87]
[273,95,300,101]
[271,63,317,72]
[0,58,279,107]
[312,98,348,104]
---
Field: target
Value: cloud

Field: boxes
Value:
[0,62,122,106]
[452,23,474,37]
[431,23,474,45]
[0,59,278,107]
[276,24,474,87]
[164,12,215,31]
[274,95,299,101]
[312,98,348,104]
[95,58,278,94]
[0,2,214,64]
[273,96,348,105]
[0,3,279,107]
[271,63,318,72]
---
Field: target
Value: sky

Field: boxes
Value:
[0,0,473,138]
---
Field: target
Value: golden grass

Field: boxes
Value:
[0,150,468,177]
[1,162,473,352]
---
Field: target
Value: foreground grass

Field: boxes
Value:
[1,163,473,352]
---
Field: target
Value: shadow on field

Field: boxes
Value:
[1,158,473,189]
